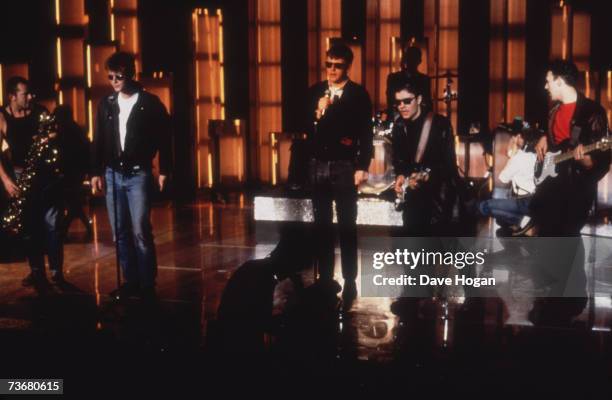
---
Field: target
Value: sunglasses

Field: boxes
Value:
[107,73,126,82]
[394,97,416,106]
[325,61,347,70]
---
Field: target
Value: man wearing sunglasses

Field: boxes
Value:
[391,79,457,236]
[304,43,373,308]
[91,52,172,301]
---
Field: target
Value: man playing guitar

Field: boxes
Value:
[531,59,610,236]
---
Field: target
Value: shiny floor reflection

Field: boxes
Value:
[1,199,612,390]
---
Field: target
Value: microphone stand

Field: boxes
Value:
[111,166,122,300]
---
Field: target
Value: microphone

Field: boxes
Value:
[321,88,331,116]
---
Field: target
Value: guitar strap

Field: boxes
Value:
[415,112,433,164]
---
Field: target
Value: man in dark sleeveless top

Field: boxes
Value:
[0,76,63,288]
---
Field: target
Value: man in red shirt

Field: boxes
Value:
[532,59,610,236]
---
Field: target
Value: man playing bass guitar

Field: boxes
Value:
[531,59,610,236]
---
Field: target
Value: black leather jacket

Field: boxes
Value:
[545,93,610,184]
[391,112,457,188]
[91,86,172,176]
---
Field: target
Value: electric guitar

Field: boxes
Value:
[534,137,612,185]
[394,167,431,210]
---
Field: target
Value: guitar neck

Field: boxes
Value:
[554,142,600,164]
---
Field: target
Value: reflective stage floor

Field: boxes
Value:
[1,199,612,394]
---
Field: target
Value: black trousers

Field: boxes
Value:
[530,172,595,237]
[310,160,358,282]
[19,174,64,275]
[401,186,435,237]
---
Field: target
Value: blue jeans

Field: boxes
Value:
[478,196,532,227]
[105,167,157,288]
[15,171,64,275]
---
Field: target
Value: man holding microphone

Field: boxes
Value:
[304,43,373,309]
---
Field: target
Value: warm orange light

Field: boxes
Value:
[196,147,202,188]
[58,90,64,105]
[208,203,213,236]
[238,140,243,182]
[218,9,226,120]
[585,70,590,98]
[204,10,217,118]
[207,152,213,188]
[72,87,78,121]
[271,132,278,185]
[86,45,92,87]
[194,13,200,99]
[110,0,116,41]
[55,0,61,24]
[132,18,138,56]
[94,262,100,306]
[56,38,63,78]
[91,214,99,254]
[87,100,93,141]
[562,5,568,59]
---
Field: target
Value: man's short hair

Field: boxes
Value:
[326,43,353,65]
[105,51,136,78]
[394,78,424,98]
[6,76,29,97]
[548,59,579,88]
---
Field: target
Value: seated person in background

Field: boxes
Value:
[478,128,539,236]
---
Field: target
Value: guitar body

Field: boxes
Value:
[394,166,431,210]
[534,150,561,185]
[533,136,611,186]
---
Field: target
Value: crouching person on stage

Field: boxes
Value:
[391,79,458,236]
[90,52,172,301]
[304,43,373,308]
[477,128,539,237]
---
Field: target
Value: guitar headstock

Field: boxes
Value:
[596,136,612,151]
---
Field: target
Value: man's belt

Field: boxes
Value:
[110,160,147,174]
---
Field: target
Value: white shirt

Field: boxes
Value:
[329,86,344,101]
[117,92,139,151]
[499,149,536,195]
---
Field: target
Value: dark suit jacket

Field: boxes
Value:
[91,87,172,176]
[304,80,373,171]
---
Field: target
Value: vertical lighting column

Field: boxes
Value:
[307,0,342,85]
[488,0,526,128]
[249,0,282,183]
[193,8,225,189]
[551,1,591,96]
[424,0,459,128]
[365,0,401,112]
[110,0,141,74]
[55,0,88,127]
